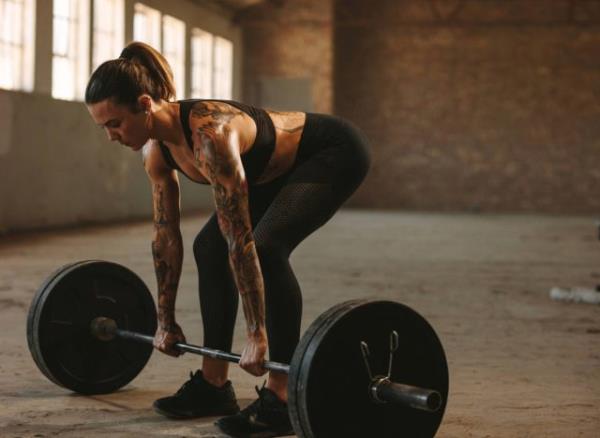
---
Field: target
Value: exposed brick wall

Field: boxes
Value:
[238,0,600,213]
[335,0,600,213]
[236,0,333,113]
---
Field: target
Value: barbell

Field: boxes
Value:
[27,260,449,437]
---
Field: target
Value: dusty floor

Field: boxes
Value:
[0,210,599,437]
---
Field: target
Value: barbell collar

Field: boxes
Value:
[370,377,442,412]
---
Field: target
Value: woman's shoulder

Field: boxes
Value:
[186,100,253,137]
[142,140,174,180]
[185,99,245,118]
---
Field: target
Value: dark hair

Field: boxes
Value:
[85,41,176,109]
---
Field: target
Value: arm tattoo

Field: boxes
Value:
[153,184,169,227]
[151,182,182,330]
[190,101,242,133]
[191,107,266,336]
[241,291,263,334]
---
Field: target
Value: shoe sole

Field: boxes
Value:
[153,403,240,420]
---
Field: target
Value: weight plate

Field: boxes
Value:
[27,260,156,394]
[288,299,367,438]
[288,300,448,438]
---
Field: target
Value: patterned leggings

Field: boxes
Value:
[193,113,371,363]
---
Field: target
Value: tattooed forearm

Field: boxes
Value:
[241,289,265,335]
[193,123,266,336]
[218,179,266,336]
[152,225,183,329]
[151,182,183,330]
[153,184,169,227]
[225,214,266,337]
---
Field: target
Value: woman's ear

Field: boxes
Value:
[137,95,152,114]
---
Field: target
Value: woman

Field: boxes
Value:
[85,41,370,438]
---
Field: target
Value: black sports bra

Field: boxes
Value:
[159,99,276,184]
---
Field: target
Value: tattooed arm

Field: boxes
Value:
[190,102,267,376]
[143,142,186,357]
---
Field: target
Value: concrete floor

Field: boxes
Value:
[1,210,599,437]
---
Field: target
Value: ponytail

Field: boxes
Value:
[85,42,176,109]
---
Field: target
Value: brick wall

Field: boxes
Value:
[239,0,600,213]
[335,0,600,213]
[237,0,333,113]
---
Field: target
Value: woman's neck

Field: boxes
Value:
[149,101,183,145]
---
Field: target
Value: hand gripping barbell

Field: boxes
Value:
[27,260,449,437]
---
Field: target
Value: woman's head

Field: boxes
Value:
[86,41,175,108]
[86,42,175,150]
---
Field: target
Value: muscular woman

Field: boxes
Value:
[85,42,370,438]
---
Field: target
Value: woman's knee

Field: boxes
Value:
[193,226,227,266]
[192,230,210,262]
[254,236,289,264]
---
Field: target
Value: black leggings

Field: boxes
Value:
[193,113,371,364]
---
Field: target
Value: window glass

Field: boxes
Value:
[52,0,90,100]
[190,28,213,99]
[213,36,233,99]
[162,15,185,98]
[93,0,124,70]
[133,3,161,50]
[0,0,35,91]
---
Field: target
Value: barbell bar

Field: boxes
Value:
[89,316,442,412]
[90,316,290,373]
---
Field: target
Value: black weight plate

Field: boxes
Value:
[27,260,157,394]
[288,300,449,438]
[288,299,368,438]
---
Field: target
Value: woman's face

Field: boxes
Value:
[87,98,150,151]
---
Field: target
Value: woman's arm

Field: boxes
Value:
[190,102,267,375]
[143,143,185,356]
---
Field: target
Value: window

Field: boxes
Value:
[0,0,35,91]
[92,0,124,71]
[133,3,160,50]
[190,28,213,99]
[162,15,185,99]
[213,36,233,99]
[190,31,233,100]
[52,0,90,100]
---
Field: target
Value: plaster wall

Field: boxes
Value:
[0,0,241,233]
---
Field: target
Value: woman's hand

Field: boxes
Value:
[153,322,186,357]
[240,330,268,376]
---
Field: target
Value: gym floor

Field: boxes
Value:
[1,210,599,437]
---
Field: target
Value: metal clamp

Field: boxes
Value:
[360,330,399,382]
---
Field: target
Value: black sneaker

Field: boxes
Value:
[153,370,240,419]
[215,384,294,438]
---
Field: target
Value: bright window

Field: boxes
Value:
[190,28,213,99]
[213,36,233,99]
[133,3,160,50]
[92,0,124,71]
[52,0,90,101]
[0,0,35,91]
[162,15,185,99]
[190,32,233,100]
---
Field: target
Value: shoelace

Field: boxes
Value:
[242,385,267,419]
[174,371,199,396]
